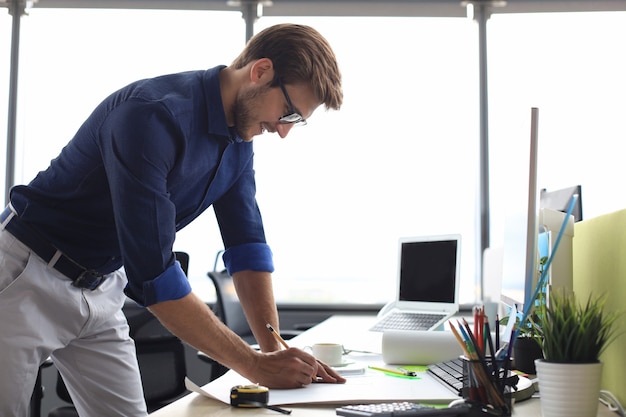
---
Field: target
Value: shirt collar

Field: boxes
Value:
[203,65,242,143]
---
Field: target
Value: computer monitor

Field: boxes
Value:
[500,107,540,313]
[537,187,578,301]
[540,185,583,222]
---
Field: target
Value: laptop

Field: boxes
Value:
[369,234,462,332]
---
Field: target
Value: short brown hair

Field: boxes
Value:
[232,23,343,110]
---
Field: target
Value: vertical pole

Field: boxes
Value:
[241,1,258,43]
[475,3,491,300]
[5,0,25,206]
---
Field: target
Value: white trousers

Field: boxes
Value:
[0,228,148,417]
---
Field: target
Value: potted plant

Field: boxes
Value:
[509,299,544,374]
[500,257,547,374]
[534,289,622,417]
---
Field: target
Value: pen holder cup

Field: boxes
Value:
[461,356,514,416]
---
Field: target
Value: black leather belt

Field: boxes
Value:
[1,205,106,290]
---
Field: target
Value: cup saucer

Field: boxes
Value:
[331,359,354,368]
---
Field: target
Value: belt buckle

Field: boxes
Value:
[72,270,105,290]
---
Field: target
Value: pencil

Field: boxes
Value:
[449,321,471,358]
[484,318,495,360]
[266,323,290,349]
[266,323,318,382]
[454,320,505,407]
[368,366,417,377]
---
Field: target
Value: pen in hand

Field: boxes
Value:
[266,323,319,382]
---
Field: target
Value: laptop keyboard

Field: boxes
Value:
[426,358,464,396]
[369,312,447,332]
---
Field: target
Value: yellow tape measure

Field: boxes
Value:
[230,384,270,408]
[229,384,291,414]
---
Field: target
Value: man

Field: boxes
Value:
[0,23,344,416]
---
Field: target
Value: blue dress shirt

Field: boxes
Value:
[10,65,274,306]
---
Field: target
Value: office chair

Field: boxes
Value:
[46,251,191,416]
[29,358,53,417]
[208,254,255,344]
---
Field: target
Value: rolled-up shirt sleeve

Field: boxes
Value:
[223,242,274,275]
[127,260,192,306]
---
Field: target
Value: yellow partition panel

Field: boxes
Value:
[573,208,626,405]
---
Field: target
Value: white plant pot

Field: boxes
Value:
[534,359,602,417]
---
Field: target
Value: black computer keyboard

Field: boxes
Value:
[336,402,469,417]
[426,358,464,396]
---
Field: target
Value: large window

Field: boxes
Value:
[248,16,479,304]
[487,12,626,248]
[2,7,625,306]
[1,8,245,299]
[2,10,479,305]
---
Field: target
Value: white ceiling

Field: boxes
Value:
[10,0,626,16]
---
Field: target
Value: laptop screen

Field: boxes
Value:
[399,238,459,304]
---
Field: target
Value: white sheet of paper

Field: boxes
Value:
[186,366,458,406]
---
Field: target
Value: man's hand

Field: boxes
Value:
[313,357,347,384]
[246,347,346,388]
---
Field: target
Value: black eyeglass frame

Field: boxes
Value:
[277,79,307,126]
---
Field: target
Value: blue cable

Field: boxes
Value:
[513,194,579,340]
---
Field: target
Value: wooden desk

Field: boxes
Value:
[150,392,614,416]
[151,316,615,417]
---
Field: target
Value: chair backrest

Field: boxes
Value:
[207,268,254,343]
[174,251,189,276]
[135,338,187,411]
[203,251,254,381]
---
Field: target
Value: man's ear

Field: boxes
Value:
[249,58,274,85]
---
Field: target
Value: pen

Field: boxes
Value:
[495,314,500,351]
[266,323,290,350]
[473,307,479,344]
[368,366,417,377]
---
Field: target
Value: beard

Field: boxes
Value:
[232,84,271,141]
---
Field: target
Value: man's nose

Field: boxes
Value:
[276,123,294,139]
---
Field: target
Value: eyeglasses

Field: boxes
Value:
[278,79,307,126]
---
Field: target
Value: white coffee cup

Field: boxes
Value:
[311,343,343,366]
